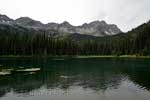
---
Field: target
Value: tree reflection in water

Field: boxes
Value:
[0,57,150,98]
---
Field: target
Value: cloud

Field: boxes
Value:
[102,0,150,31]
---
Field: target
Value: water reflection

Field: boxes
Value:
[0,57,150,99]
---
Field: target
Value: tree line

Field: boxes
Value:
[0,21,149,56]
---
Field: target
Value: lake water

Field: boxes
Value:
[0,57,150,100]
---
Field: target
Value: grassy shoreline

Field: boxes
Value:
[0,55,150,58]
[76,55,150,58]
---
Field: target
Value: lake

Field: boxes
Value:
[0,57,150,100]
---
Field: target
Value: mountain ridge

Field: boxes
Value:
[0,14,122,37]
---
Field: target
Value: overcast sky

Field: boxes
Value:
[0,0,150,32]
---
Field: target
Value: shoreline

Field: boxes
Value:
[76,55,150,58]
[0,55,150,58]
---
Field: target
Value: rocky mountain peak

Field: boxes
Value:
[15,17,43,28]
[60,21,72,27]
[15,17,33,22]
[76,20,121,36]
[89,20,106,26]
[0,14,122,37]
[81,23,89,28]
[0,14,13,23]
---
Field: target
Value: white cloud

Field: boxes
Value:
[0,0,150,32]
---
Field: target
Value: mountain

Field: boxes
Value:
[0,13,149,56]
[0,14,122,37]
[15,17,44,28]
[45,20,122,36]
[0,14,13,24]
[76,21,121,36]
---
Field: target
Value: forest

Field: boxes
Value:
[0,21,150,56]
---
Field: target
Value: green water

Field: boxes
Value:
[0,57,150,100]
